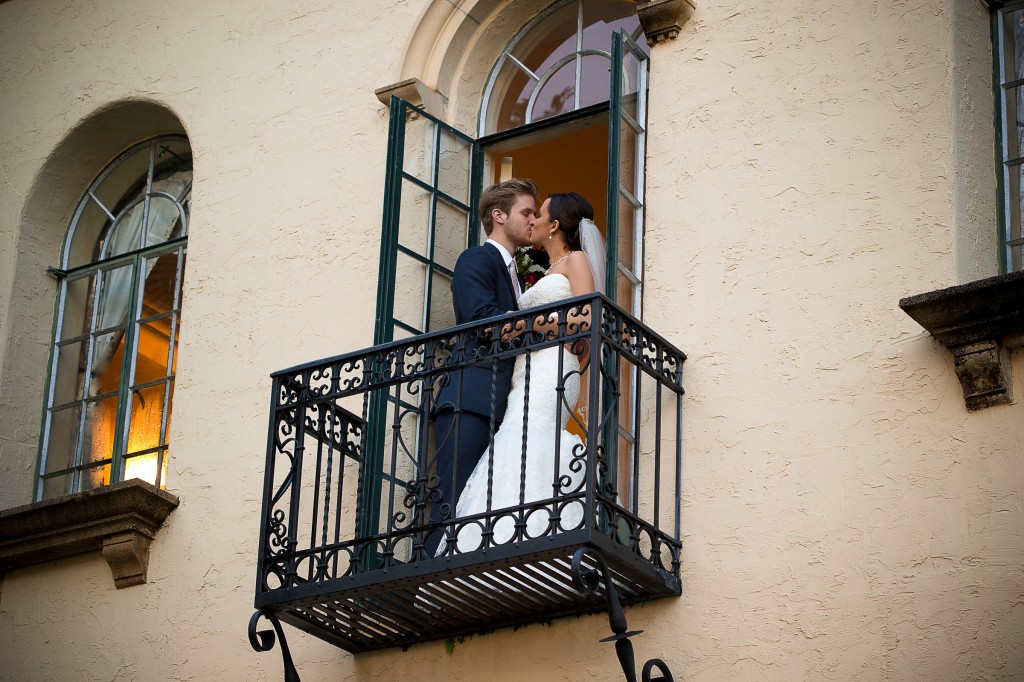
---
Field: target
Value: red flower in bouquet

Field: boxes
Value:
[515,248,547,291]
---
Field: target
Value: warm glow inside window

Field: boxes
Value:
[37,136,190,500]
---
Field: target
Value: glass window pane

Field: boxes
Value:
[620,51,644,124]
[397,180,432,255]
[133,321,172,386]
[52,341,86,406]
[125,383,168,456]
[433,198,469,273]
[153,138,192,183]
[436,130,472,205]
[532,59,576,122]
[95,263,137,331]
[616,271,635,314]
[79,463,111,492]
[45,405,82,474]
[1006,85,1024,161]
[42,474,71,499]
[106,199,147,256]
[142,191,187,249]
[1010,163,1023,237]
[164,380,174,446]
[83,396,119,464]
[510,2,577,75]
[428,271,455,332]
[618,123,639,199]
[582,0,640,46]
[142,192,186,248]
[88,150,152,260]
[1005,10,1024,82]
[617,198,637,277]
[141,251,180,320]
[90,330,126,396]
[493,59,535,132]
[60,274,95,341]
[1012,165,1024,253]
[392,251,428,333]
[105,173,189,257]
[579,54,612,109]
[171,316,180,375]
[65,200,111,269]
[402,115,436,187]
[123,449,167,487]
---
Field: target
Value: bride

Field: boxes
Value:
[442,192,607,554]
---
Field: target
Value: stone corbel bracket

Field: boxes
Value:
[635,0,695,46]
[900,270,1024,411]
[0,478,179,588]
[374,78,448,119]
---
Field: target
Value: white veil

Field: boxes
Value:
[579,218,606,296]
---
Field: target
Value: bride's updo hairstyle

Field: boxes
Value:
[547,192,594,251]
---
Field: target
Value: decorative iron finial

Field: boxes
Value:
[571,548,678,682]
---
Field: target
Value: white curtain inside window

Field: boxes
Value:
[90,171,191,390]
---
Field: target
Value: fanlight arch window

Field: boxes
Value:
[480,0,648,134]
[37,135,191,500]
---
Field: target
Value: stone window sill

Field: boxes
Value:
[0,478,179,588]
[900,270,1024,410]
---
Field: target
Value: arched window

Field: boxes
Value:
[37,135,191,500]
[481,0,648,134]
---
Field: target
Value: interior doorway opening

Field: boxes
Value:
[483,114,610,236]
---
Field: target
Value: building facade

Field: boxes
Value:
[1,0,1022,680]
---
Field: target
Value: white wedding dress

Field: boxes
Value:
[447,273,587,552]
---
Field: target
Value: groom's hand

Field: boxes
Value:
[499,317,526,342]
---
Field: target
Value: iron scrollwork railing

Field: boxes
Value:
[250,293,685,670]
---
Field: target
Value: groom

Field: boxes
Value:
[427,177,537,555]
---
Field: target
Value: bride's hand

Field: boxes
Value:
[565,339,589,357]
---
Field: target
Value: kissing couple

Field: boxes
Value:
[428,177,607,556]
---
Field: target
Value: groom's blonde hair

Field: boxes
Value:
[480,178,537,235]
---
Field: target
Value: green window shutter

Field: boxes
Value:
[363,98,480,544]
[607,30,648,318]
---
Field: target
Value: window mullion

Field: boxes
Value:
[110,254,144,483]
[506,54,540,82]
[573,0,583,111]
[139,142,156,252]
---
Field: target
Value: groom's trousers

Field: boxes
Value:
[426,407,493,556]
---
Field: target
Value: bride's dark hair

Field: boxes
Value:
[547,192,594,251]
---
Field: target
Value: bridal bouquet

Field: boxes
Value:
[515,248,546,290]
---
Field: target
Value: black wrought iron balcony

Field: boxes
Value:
[251,294,685,659]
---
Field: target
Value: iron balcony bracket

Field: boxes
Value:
[248,610,301,682]
[571,548,677,682]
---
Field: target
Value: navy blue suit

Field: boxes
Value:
[428,242,518,553]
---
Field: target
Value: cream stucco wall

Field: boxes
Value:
[0,0,1021,681]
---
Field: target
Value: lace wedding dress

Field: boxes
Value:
[446,273,587,553]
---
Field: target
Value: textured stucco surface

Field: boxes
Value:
[0,0,1021,680]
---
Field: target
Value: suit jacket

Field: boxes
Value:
[435,242,518,420]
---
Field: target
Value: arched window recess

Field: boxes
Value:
[37,135,191,501]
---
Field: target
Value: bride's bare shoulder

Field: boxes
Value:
[566,251,590,268]
[562,251,596,294]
